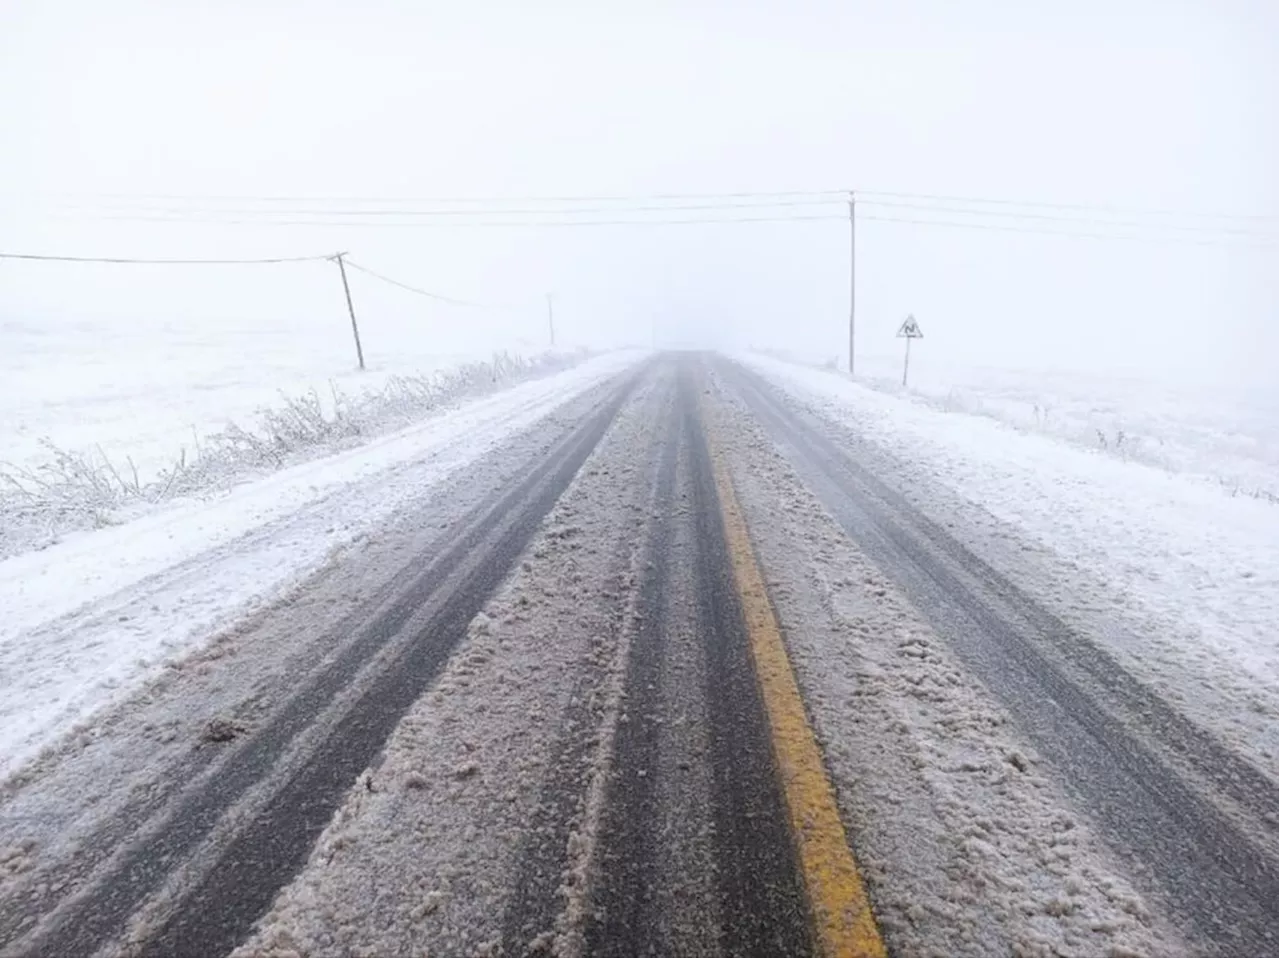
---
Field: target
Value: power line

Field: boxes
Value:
[16,188,850,205]
[857,189,1278,222]
[858,212,1278,247]
[3,217,1272,251]
[16,186,1271,222]
[80,199,1276,238]
[341,258,522,309]
[859,200,1278,237]
[0,251,330,264]
[3,202,1272,262]
[27,188,1274,238]
[82,212,852,229]
[72,198,842,218]
[67,210,1278,245]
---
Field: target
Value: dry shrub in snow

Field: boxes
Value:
[0,350,585,558]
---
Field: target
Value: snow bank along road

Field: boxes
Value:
[0,354,1274,957]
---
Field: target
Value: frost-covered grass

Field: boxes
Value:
[759,348,1278,501]
[0,350,584,558]
[1,303,561,478]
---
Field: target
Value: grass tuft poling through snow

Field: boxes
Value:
[0,350,585,558]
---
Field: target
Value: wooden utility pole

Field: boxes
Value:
[848,191,856,377]
[546,293,556,348]
[332,252,365,371]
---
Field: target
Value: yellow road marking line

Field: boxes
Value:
[706,431,888,958]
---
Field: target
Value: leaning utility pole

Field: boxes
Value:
[546,292,556,348]
[331,252,365,371]
[848,191,856,377]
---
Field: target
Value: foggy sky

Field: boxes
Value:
[1,0,1276,386]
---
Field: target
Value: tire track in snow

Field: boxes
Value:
[5,369,640,958]
[719,357,1278,958]
[0,376,630,948]
[580,362,812,957]
[497,369,681,953]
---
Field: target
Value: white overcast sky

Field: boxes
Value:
[1,0,1276,385]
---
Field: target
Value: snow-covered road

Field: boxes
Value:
[0,351,641,779]
[716,358,1274,957]
[0,353,1273,958]
[739,352,1279,774]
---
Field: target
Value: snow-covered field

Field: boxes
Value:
[1,307,593,558]
[742,352,1279,771]
[1,308,556,486]
[761,348,1278,501]
[0,351,641,780]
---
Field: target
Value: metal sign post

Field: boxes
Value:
[848,192,856,376]
[895,314,923,387]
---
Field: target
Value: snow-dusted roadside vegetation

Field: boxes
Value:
[1,350,586,558]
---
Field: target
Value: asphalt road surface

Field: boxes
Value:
[0,354,1274,958]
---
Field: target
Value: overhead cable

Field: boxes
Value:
[94,199,1277,238]
[0,251,329,264]
[11,188,849,207]
[69,210,1278,244]
[16,186,1269,222]
[858,213,1278,247]
[341,258,521,309]
[856,189,1277,222]
[858,200,1278,237]
[84,198,842,218]
[78,212,849,229]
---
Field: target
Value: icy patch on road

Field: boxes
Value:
[708,384,1189,958]
[0,352,642,782]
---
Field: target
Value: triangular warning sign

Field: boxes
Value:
[896,314,923,338]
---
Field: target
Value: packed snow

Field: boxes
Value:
[741,351,1279,771]
[697,382,1190,957]
[0,351,641,781]
[233,375,667,958]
